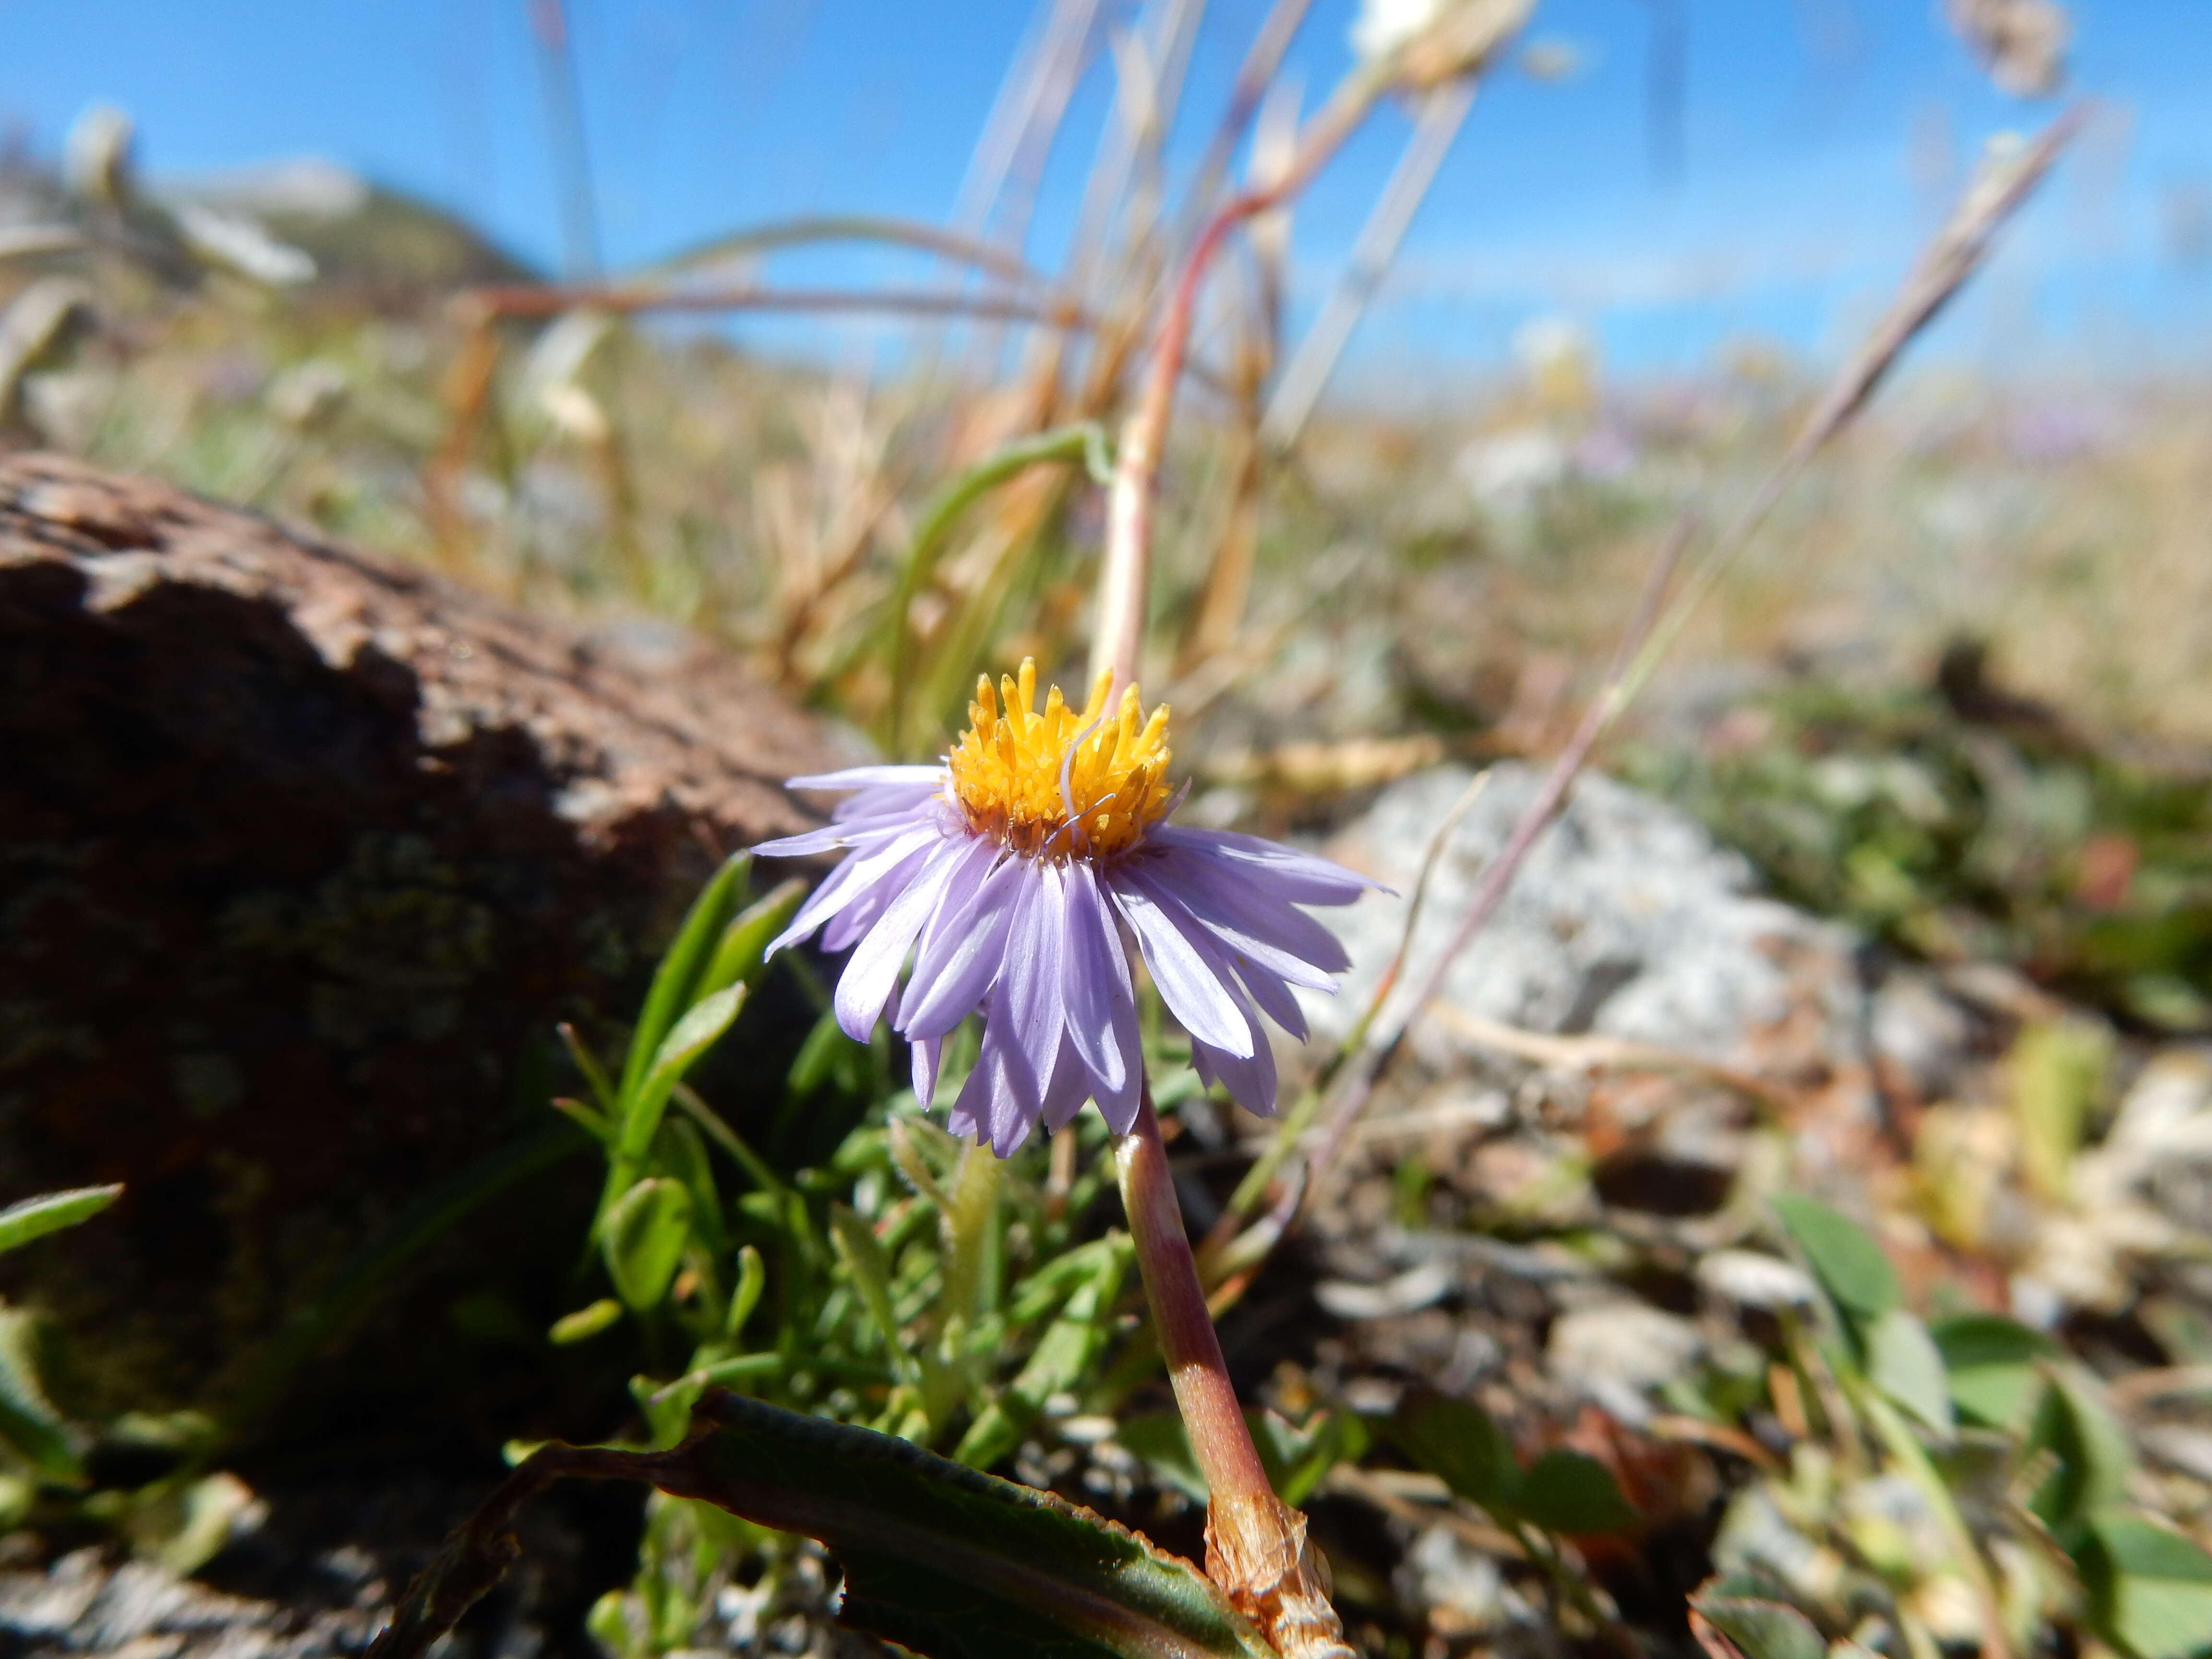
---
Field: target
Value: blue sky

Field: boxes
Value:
[1,0,2205,383]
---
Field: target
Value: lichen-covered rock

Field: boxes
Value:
[0,452,830,1439]
[1307,763,1865,1072]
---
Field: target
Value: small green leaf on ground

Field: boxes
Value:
[1773,1194,1899,1322]
[0,1307,81,1484]
[1866,1308,1955,1434]
[2030,1367,2136,1535]
[2084,1512,2212,1659]
[1514,1450,1637,1536]
[1390,1391,1520,1512]
[2009,1017,2112,1202]
[1932,1313,2057,1431]
[1690,1580,1828,1659]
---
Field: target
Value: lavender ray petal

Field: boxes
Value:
[820,837,940,952]
[1104,874,1255,1057]
[787,764,946,791]
[767,822,938,954]
[1125,864,1338,992]
[1039,1036,1091,1133]
[1129,878,1287,1118]
[833,838,963,1041]
[898,851,1026,1040]
[1093,1058,1142,1136]
[831,786,948,825]
[1142,847,1353,974]
[1059,862,1132,1099]
[1193,1017,1279,1118]
[1233,957,1309,1042]
[750,824,864,858]
[1147,824,1389,904]
[946,1037,995,1146]
[903,835,999,986]
[1000,865,1068,1098]
[911,1034,943,1108]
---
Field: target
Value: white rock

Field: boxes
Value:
[1547,1299,1703,1420]
[1309,764,1861,1072]
[1697,1250,1818,1310]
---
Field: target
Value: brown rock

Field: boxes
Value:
[0,453,830,1442]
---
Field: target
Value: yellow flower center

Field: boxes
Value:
[946,659,1174,860]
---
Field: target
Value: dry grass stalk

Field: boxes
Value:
[1297,102,2085,1208]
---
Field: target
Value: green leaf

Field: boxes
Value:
[682,1392,1277,1659]
[550,1299,625,1345]
[1257,1410,1369,1511]
[602,984,748,1215]
[725,1245,766,1343]
[789,1006,859,1099]
[1110,1407,1367,1512]
[697,878,807,1002]
[1690,1583,1828,1659]
[1773,1194,1899,1323]
[2030,1367,2135,1537]
[1513,1451,1637,1536]
[1865,1308,1954,1435]
[2009,1017,2111,1202]
[957,1241,1126,1469]
[1389,1391,1520,1512]
[829,1205,904,1359]
[0,1186,122,1257]
[660,1116,727,1263]
[1115,1414,1210,1505]
[0,1307,80,1484]
[2084,1512,2212,1659]
[618,854,750,1106]
[388,1392,1275,1659]
[630,1371,702,1452]
[603,1179,695,1311]
[1932,1314,2056,1432]
[556,1022,619,1115]
[549,1096,611,1142]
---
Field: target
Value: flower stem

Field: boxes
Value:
[1118,1088,1274,1506]
[1117,1081,1351,1659]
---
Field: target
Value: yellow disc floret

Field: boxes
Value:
[946,658,1174,859]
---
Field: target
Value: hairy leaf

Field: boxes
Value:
[373,1395,1280,1659]
[668,1393,1277,1659]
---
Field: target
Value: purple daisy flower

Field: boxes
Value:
[754,660,1381,1155]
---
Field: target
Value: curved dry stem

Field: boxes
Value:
[1089,66,1388,693]
[1289,109,2086,1200]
